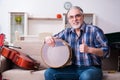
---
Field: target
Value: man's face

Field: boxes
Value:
[67,8,84,29]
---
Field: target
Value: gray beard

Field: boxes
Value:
[72,25,80,29]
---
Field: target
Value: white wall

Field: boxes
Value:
[0,0,120,42]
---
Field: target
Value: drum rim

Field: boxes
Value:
[41,38,72,68]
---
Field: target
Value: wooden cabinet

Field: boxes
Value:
[10,12,28,43]
[83,13,96,25]
[10,12,96,43]
[28,17,62,21]
[27,17,64,35]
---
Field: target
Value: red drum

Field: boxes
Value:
[41,39,72,68]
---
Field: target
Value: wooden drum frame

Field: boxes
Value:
[41,39,72,68]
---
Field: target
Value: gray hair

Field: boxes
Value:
[67,6,84,16]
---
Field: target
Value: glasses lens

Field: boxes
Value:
[68,14,82,20]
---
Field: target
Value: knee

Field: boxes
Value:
[44,69,50,78]
[44,68,56,80]
[79,71,102,80]
[45,68,53,77]
[80,72,92,80]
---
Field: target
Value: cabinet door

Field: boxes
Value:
[10,12,28,43]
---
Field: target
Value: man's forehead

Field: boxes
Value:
[68,9,82,15]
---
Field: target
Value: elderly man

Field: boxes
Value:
[44,6,109,80]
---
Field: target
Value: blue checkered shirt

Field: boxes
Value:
[54,22,109,66]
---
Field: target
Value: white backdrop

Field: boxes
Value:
[0,0,120,42]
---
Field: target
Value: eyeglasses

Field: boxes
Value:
[68,14,83,20]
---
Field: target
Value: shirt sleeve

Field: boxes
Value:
[53,30,65,39]
[94,27,110,58]
[53,28,70,40]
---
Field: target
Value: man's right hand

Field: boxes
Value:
[44,36,55,47]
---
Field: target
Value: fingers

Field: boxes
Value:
[82,38,85,44]
[45,36,55,47]
[80,38,88,53]
[80,44,85,53]
[45,36,53,42]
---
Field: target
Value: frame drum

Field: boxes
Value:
[41,39,72,68]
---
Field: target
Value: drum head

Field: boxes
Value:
[41,39,71,68]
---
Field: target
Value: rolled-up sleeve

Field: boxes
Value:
[94,28,110,58]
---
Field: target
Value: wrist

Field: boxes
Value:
[87,47,93,54]
[87,47,90,53]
